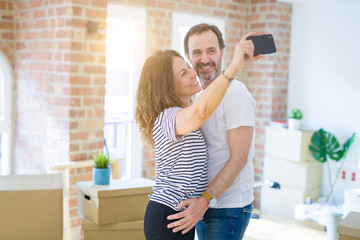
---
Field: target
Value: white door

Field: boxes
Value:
[0,52,13,175]
[105,4,145,179]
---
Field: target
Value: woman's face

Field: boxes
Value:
[172,56,201,103]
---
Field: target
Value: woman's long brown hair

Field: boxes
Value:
[135,50,184,147]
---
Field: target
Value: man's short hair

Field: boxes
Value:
[184,23,225,55]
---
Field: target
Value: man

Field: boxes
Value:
[167,23,257,240]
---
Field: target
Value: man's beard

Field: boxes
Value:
[196,58,222,83]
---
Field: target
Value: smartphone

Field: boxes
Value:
[246,34,277,56]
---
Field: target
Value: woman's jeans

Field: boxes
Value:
[195,203,253,240]
[144,200,195,240]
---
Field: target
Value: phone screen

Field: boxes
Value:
[246,34,277,56]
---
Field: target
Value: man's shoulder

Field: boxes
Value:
[225,80,254,99]
[228,79,249,91]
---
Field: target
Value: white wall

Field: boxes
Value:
[288,0,360,203]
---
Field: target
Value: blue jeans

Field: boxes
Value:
[195,203,252,240]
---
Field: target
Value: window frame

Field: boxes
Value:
[106,4,146,178]
[0,52,13,175]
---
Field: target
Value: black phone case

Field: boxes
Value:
[246,34,277,56]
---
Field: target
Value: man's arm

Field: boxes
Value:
[167,126,254,234]
[206,126,253,198]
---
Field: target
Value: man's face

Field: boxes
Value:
[186,30,223,86]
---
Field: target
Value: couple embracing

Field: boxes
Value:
[136,23,262,240]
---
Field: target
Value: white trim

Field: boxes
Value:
[107,4,145,179]
[278,0,327,2]
[0,52,13,175]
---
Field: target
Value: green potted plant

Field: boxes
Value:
[287,108,303,130]
[92,151,111,185]
[309,129,356,204]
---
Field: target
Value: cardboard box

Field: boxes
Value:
[82,218,145,240]
[261,186,320,219]
[338,211,360,240]
[77,178,154,225]
[339,235,360,240]
[0,174,63,240]
[265,127,314,162]
[344,189,360,217]
[263,155,323,190]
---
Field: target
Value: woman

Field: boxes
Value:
[135,35,259,240]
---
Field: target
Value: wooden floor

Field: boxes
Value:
[244,213,327,240]
[194,211,327,240]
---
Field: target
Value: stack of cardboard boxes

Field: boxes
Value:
[261,126,323,218]
[77,178,155,240]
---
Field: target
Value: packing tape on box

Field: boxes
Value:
[0,174,63,190]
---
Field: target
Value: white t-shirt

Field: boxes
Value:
[200,80,255,208]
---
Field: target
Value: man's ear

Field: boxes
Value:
[220,49,224,60]
[185,52,191,63]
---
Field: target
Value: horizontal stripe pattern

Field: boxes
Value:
[150,107,208,211]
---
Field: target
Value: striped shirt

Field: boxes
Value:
[150,107,208,211]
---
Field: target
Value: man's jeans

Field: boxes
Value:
[195,203,253,240]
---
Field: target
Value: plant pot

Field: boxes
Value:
[93,167,111,185]
[288,118,301,130]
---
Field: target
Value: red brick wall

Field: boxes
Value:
[14,0,106,168]
[13,1,106,238]
[64,1,108,238]
[0,0,14,65]
[14,0,73,173]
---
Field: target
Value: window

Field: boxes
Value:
[105,4,145,178]
[0,52,13,175]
